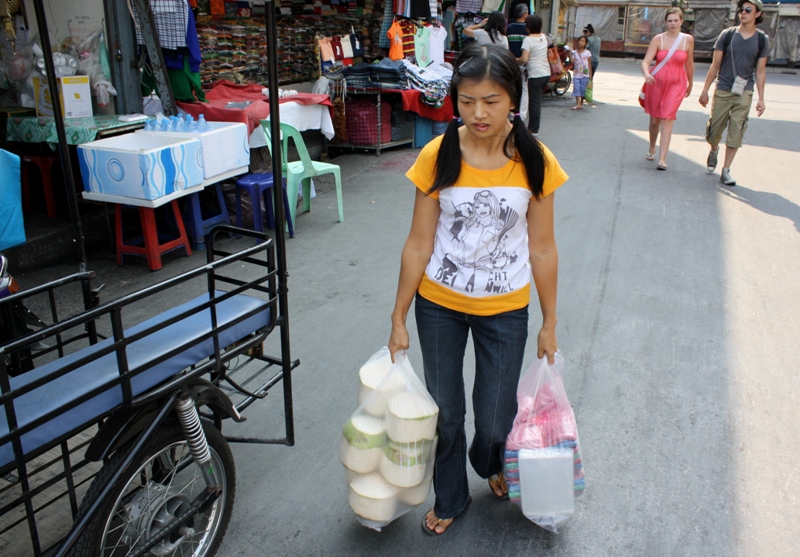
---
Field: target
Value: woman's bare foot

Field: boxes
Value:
[488,473,508,498]
[423,508,455,535]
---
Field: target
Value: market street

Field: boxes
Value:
[13,62,800,556]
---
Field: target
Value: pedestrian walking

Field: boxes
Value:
[571,35,592,110]
[507,3,530,122]
[583,24,601,77]
[516,14,550,136]
[464,11,509,49]
[388,43,568,536]
[641,8,694,170]
[699,0,769,186]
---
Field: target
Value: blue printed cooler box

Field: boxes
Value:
[78,134,203,200]
[136,122,250,180]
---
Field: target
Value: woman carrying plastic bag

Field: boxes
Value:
[387,44,568,535]
[340,347,439,531]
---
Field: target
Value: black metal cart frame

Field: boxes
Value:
[0,226,297,556]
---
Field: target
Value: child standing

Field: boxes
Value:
[388,43,569,535]
[571,36,593,110]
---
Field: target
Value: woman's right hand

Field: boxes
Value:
[388,322,409,362]
[644,74,655,85]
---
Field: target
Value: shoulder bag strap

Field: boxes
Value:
[650,32,684,77]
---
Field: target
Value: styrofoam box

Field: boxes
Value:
[519,448,575,518]
[136,122,250,180]
[77,134,203,200]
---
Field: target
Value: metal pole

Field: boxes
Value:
[265,0,295,446]
[30,0,87,272]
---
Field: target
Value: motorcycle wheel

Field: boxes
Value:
[70,421,235,557]
[554,72,572,97]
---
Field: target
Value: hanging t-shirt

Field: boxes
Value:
[351,34,365,57]
[387,21,405,60]
[409,0,432,19]
[415,26,433,67]
[406,135,568,315]
[400,19,417,58]
[428,25,448,66]
[480,0,505,14]
[318,37,334,62]
[455,0,481,14]
[330,36,344,60]
[341,36,354,58]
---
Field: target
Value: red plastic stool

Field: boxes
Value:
[21,154,58,218]
[115,201,192,271]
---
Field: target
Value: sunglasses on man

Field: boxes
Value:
[738,6,754,13]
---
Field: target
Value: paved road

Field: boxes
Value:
[15,63,800,556]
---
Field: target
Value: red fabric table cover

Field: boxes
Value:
[177,81,333,135]
[396,90,453,122]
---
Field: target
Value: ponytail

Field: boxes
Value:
[509,115,546,199]
[430,118,463,194]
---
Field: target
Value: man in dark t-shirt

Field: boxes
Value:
[699,0,769,186]
[507,4,529,122]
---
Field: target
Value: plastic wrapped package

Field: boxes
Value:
[340,348,439,531]
[504,351,585,533]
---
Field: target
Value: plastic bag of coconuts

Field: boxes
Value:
[339,347,439,531]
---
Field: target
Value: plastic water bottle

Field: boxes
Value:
[184,114,193,126]
[197,114,209,132]
[188,119,198,132]
[144,120,154,132]
[173,117,185,132]
[160,118,172,132]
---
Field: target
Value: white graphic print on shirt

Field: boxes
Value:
[428,185,532,296]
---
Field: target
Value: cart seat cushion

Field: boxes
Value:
[0,292,271,469]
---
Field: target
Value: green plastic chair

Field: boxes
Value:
[261,120,344,228]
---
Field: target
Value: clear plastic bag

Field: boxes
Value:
[504,351,585,533]
[340,347,439,531]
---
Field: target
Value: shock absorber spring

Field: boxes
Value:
[174,394,217,488]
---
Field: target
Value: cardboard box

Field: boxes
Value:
[32,76,93,118]
[136,121,250,179]
[77,134,203,200]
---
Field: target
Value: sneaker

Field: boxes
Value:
[706,148,719,173]
[720,168,736,186]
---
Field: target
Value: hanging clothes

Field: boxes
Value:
[387,20,405,61]
[428,24,448,66]
[133,0,189,50]
[415,25,432,67]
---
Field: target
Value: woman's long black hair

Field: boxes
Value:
[430,43,547,199]
[485,11,507,43]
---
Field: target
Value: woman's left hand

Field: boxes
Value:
[537,325,558,364]
[685,85,692,98]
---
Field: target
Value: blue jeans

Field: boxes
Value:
[415,293,528,519]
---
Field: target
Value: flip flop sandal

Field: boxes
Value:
[657,163,668,171]
[646,152,656,161]
[421,496,472,536]
[488,473,509,500]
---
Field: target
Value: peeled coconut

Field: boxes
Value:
[340,415,386,473]
[360,370,407,417]
[379,440,430,488]
[357,349,394,404]
[399,436,438,505]
[349,473,401,523]
[386,391,438,443]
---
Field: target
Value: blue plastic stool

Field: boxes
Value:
[235,173,295,239]
[183,183,231,250]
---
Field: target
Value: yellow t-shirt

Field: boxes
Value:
[406,135,568,316]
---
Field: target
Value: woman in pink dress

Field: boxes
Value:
[641,8,695,170]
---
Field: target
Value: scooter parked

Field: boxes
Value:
[544,44,573,97]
